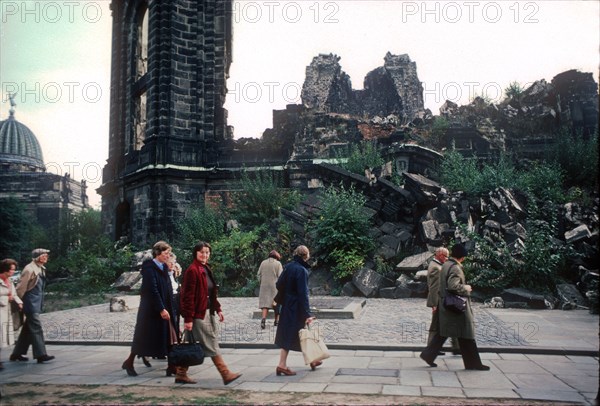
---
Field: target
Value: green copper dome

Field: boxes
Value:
[0,110,45,170]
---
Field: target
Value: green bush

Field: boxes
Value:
[329,248,364,281]
[461,199,569,294]
[340,141,385,176]
[440,151,565,203]
[430,117,449,148]
[311,185,375,269]
[211,228,260,296]
[547,128,599,190]
[175,205,226,256]
[231,169,301,228]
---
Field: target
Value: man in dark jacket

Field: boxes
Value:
[11,248,54,363]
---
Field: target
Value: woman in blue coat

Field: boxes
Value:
[122,241,176,377]
[274,245,320,376]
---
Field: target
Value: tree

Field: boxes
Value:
[505,81,524,100]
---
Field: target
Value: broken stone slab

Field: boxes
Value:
[379,285,412,299]
[395,251,433,273]
[500,287,547,309]
[352,267,394,298]
[556,283,587,309]
[109,295,140,312]
[395,274,428,298]
[420,219,441,244]
[378,234,401,254]
[564,224,591,244]
[112,271,142,292]
[341,281,361,297]
[379,222,398,235]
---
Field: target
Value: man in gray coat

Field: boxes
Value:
[10,248,55,363]
[426,247,460,354]
[420,244,489,370]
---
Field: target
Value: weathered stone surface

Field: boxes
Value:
[420,219,441,244]
[352,267,393,298]
[109,296,130,312]
[556,283,587,310]
[564,224,592,244]
[379,285,412,299]
[395,251,433,273]
[112,271,142,292]
[500,288,547,309]
[341,281,361,297]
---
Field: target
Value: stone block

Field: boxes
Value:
[395,251,433,272]
[352,267,393,298]
[112,271,142,292]
[565,224,591,244]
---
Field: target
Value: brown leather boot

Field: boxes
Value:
[211,355,241,385]
[174,366,196,384]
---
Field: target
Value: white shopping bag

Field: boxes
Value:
[299,323,331,365]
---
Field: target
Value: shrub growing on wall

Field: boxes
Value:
[311,185,375,280]
[231,169,301,229]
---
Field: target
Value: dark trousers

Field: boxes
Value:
[421,333,484,369]
[427,311,460,350]
[12,312,47,359]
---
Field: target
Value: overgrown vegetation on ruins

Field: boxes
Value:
[1,127,597,306]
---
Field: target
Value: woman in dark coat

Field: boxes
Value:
[420,243,490,371]
[274,245,320,376]
[122,241,176,377]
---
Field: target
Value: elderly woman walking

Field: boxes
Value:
[257,250,283,329]
[274,245,320,376]
[122,241,177,377]
[1,259,23,370]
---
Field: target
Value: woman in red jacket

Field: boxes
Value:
[178,241,241,385]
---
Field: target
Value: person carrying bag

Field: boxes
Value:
[299,321,330,368]
[169,329,205,383]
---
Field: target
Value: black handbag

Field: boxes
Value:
[168,330,205,367]
[443,266,467,313]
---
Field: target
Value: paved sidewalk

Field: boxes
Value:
[0,297,598,404]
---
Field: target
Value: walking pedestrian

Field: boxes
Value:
[274,245,321,376]
[179,241,241,385]
[10,249,54,364]
[426,247,460,355]
[257,250,283,329]
[420,243,490,370]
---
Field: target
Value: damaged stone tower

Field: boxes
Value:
[98,0,233,244]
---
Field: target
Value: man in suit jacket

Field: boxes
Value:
[11,248,55,364]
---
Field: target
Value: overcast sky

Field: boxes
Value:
[1,0,598,208]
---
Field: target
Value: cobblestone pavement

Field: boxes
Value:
[40,297,599,353]
[1,297,596,405]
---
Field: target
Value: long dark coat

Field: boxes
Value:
[131,259,175,357]
[274,256,312,352]
[438,258,475,339]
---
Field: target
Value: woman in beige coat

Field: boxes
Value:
[257,250,283,329]
[0,259,23,370]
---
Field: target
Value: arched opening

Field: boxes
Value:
[115,201,131,241]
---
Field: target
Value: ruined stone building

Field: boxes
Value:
[98,0,439,246]
[98,1,597,248]
[0,99,89,230]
